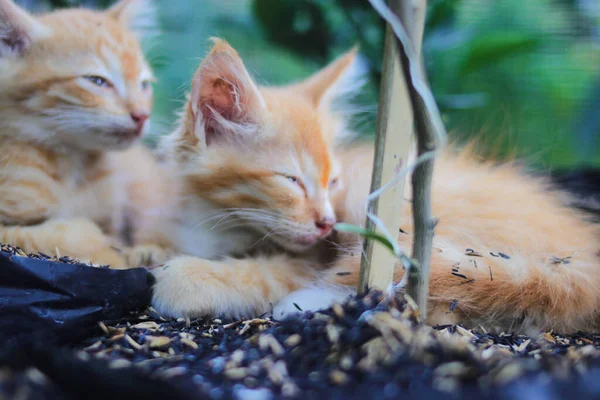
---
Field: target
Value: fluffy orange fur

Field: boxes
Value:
[0,0,165,268]
[148,39,600,333]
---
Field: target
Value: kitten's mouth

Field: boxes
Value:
[112,129,142,144]
[294,235,320,246]
[116,128,142,138]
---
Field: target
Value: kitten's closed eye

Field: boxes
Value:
[141,80,152,91]
[84,75,112,88]
[277,173,306,191]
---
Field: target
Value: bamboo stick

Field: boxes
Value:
[358,0,414,295]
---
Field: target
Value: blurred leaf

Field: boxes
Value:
[252,0,330,61]
[427,0,461,31]
[459,32,540,75]
[334,223,395,254]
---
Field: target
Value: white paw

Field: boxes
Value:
[272,286,354,320]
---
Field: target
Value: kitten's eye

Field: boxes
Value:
[276,173,304,189]
[286,175,300,184]
[141,80,152,91]
[329,177,339,187]
[84,76,112,88]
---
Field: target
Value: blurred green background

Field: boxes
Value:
[21,0,600,168]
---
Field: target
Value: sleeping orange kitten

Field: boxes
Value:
[0,0,166,268]
[150,39,600,333]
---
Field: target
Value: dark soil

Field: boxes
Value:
[1,287,600,400]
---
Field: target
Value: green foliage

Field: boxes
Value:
[458,32,540,75]
[248,0,600,168]
[334,223,395,254]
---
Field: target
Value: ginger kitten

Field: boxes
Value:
[0,0,164,268]
[151,39,600,333]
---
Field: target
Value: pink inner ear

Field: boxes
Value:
[190,43,264,145]
[196,77,237,145]
[200,78,236,121]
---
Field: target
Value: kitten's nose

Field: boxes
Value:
[315,216,336,237]
[130,112,149,134]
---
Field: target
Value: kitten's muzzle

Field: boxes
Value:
[130,112,149,136]
[316,217,335,238]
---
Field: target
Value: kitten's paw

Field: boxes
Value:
[88,247,128,269]
[2,218,128,269]
[124,244,169,268]
[150,256,226,319]
[52,218,128,269]
[272,286,354,320]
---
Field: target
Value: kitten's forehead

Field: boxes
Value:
[34,10,151,83]
[279,101,331,188]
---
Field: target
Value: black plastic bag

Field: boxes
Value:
[0,251,153,345]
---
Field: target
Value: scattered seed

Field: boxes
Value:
[550,256,572,265]
[131,321,160,331]
[326,325,342,344]
[24,368,47,386]
[180,338,198,350]
[332,304,345,319]
[284,334,302,347]
[147,336,172,349]
[281,382,300,397]
[225,368,248,380]
[98,321,109,335]
[329,370,349,385]
[159,367,187,379]
[465,249,483,257]
[447,300,458,314]
[456,325,476,339]
[109,359,132,369]
[543,332,556,344]
[108,333,125,342]
[124,334,143,351]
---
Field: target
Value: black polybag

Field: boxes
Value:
[0,251,153,345]
[0,253,209,400]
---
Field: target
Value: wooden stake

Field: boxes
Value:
[358,0,414,295]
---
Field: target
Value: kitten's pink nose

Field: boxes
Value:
[130,112,149,134]
[316,217,336,237]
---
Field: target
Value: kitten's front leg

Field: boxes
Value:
[0,218,127,269]
[151,255,316,319]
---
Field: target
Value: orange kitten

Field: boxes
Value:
[0,0,164,268]
[150,39,600,333]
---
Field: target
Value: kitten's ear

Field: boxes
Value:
[0,0,48,56]
[106,0,158,38]
[187,37,267,147]
[296,47,365,111]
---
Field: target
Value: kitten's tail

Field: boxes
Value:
[425,242,600,334]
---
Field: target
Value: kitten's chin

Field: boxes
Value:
[269,233,321,254]
[59,129,142,152]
